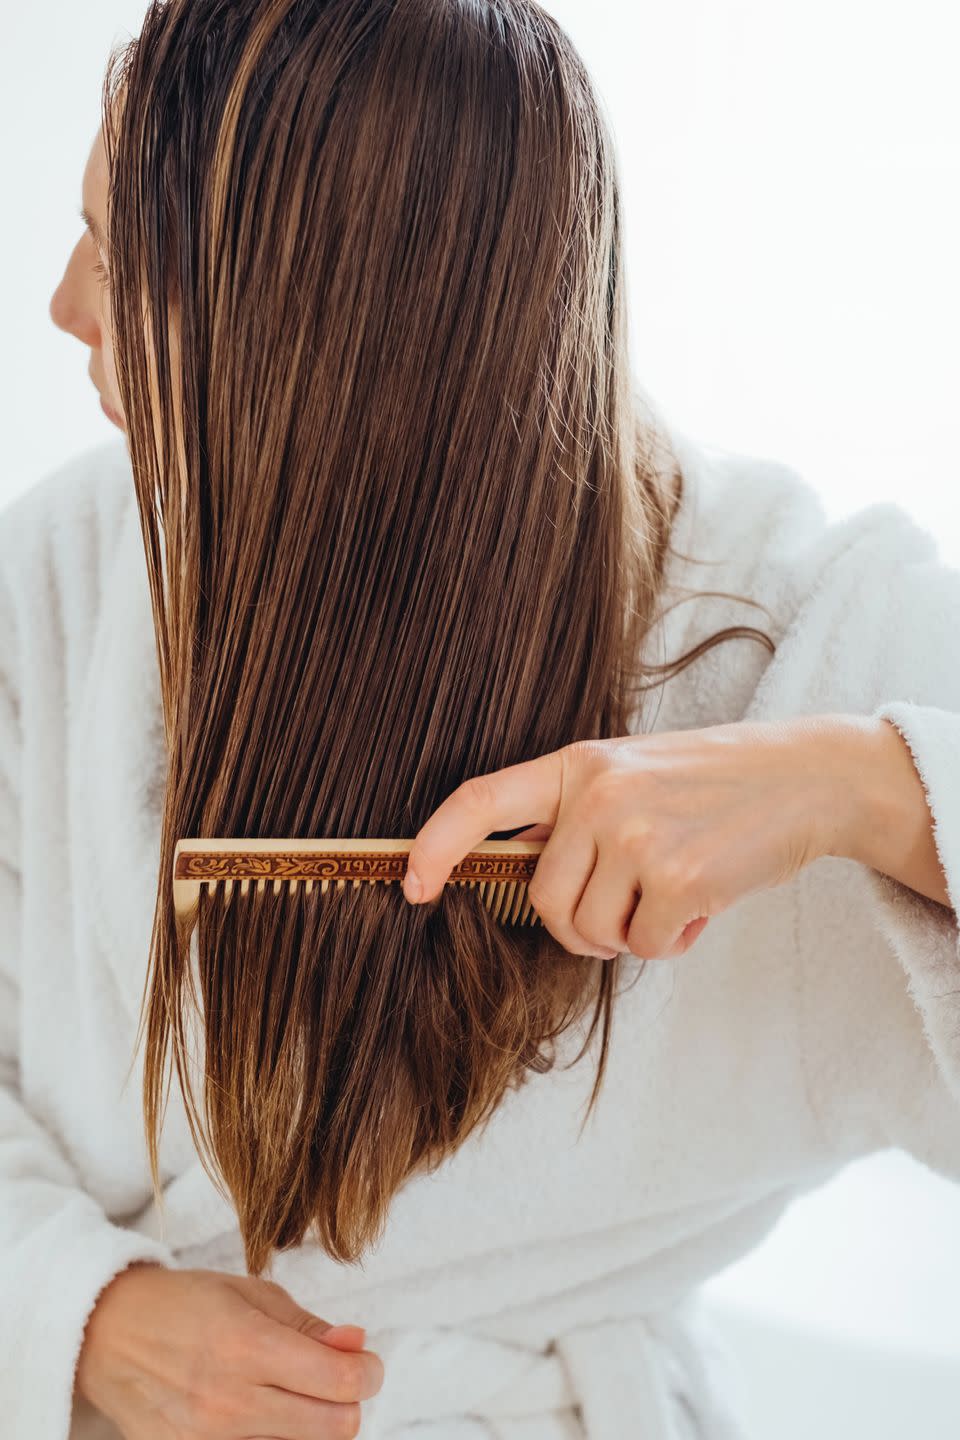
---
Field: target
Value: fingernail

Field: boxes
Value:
[597,948,619,960]
[325,1324,366,1343]
[320,1324,366,1351]
[403,868,423,902]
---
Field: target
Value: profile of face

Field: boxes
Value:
[49,128,126,434]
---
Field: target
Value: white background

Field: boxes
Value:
[3,3,960,1436]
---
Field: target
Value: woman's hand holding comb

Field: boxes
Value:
[402,714,885,961]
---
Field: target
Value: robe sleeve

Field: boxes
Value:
[739,477,960,1174]
[863,702,960,1107]
[0,481,177,1439]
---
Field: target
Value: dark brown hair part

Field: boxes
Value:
[101,0,775,1276]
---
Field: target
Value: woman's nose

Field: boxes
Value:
[50,261,100,349]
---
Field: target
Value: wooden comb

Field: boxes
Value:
[173,837,547,932]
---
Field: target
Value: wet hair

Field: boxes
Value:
[102,0,775,1275]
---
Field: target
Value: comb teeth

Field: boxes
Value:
[172,838,544,931]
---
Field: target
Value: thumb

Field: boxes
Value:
[279,1305,366,1351]
[314,1324,367,1351]
[241,1278,366,1350]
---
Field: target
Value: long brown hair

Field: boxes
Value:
[102,0,774,1276]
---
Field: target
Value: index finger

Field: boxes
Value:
[404,750,563,902]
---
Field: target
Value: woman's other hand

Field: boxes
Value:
[74,1261,383,1438]
[403,715,869,962]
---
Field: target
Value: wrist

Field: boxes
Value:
[74,1261,167,1405]
[795,712,892,865]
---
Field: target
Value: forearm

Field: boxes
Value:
[815,713,954,911]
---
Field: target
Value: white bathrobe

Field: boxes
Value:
[2,431,959,1440]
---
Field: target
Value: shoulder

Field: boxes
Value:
[664,430,941,640]
[645,429,947,730]
[0,438,135,637]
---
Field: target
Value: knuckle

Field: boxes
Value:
[616,817,653,860]
[458,773,498,816]
[526,869,555,915]
[626,928,654,961]
[570,909,605,954]
[564,738,608,774]
[525,878,547,912]
[525,878,560,924]
[625,913,652,959]
[684,854,706,895]
[571,940,608,959]
[582,764,622,815]
[627,916,674,961]
[551,921,601,958]
[659,851,701,895]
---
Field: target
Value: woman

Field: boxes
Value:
[4,0,959,1436]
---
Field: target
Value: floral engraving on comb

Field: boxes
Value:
[174,851,539,884]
